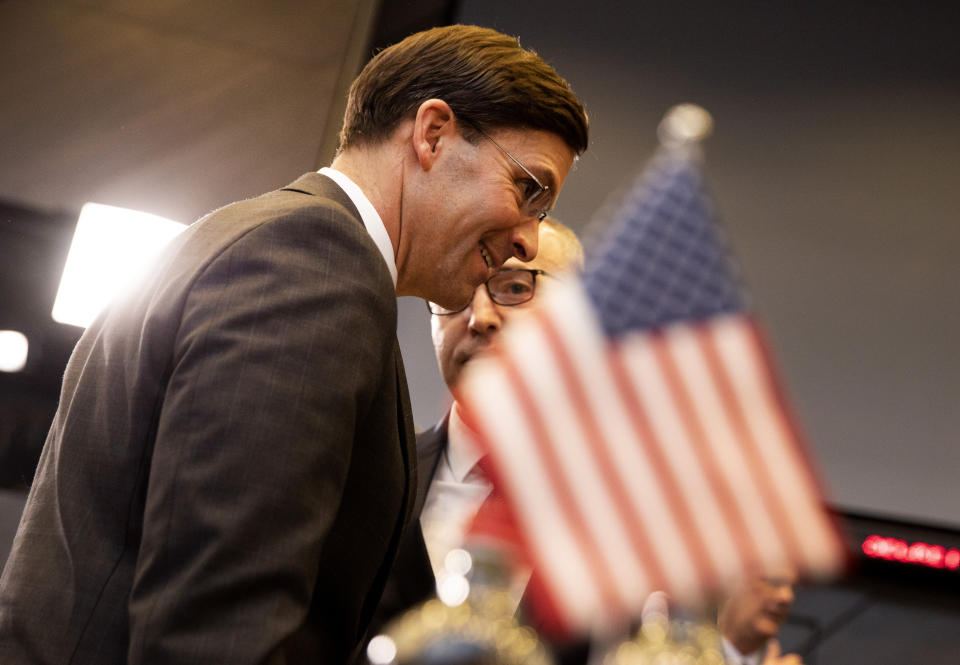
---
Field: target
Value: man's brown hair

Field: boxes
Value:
[338,25,588,155]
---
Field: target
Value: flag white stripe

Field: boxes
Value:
[534,292,658,611]
[608,343,719,602]
[666,323,788,566]
[620,331,748,587]
[712,319,844,571]
[461,355,601,630]
[701,319,812,565]
[714,325,824,566]
[498,307,639,618]
[655,328,762,571]
[540,284,703,601]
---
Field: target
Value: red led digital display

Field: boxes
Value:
[861,534,960,571]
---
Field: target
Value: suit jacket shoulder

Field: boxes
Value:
[0,173,416,665]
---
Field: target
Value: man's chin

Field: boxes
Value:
[437,293,472,313]
[455,347,490,373]
[753,616,783,638]
[472,346,494,361]
[454,354,475,375]
[427,280,474,312]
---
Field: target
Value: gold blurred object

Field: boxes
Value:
[372,588,555,665]
[599,615,725,665]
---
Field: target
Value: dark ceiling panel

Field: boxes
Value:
[0,0,373,222]
[78,0,368,66]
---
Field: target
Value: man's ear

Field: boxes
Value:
[412,99,456,171]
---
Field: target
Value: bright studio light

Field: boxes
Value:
[0,330,29,372]
[52,203,186,328]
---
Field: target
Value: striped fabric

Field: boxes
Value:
[458,149,845,636]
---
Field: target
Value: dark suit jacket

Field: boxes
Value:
[0,173,417,664]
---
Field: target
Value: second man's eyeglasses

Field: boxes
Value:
[427,268,551,315]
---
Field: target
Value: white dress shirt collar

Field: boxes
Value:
[419,404,491,578]
[446,403,486,483]
[318,166,397,287]
[721,637,763,665]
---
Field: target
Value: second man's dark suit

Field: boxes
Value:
[371,417,592,665]
[0,173,417,664]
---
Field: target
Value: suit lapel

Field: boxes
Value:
[413,415,449,517]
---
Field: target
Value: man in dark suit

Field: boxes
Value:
[0,25,588,664]
[373,218,584,630]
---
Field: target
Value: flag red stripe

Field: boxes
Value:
[453,384,579,635]
[523,569,570,638]
[653,333,762,572]
[697,323,807,563]
[458,395,576,636]
[605,343,718,593]
[493,344,630,620]
[535,309,670,594]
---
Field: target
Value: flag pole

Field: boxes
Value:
[581,103,714,251]
[584,104,716,665]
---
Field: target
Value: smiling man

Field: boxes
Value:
[0,25,588,665]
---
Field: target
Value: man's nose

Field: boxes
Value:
[510,216,540,262]
[467,286,503,337]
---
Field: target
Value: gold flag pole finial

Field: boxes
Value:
[657,103,713,148]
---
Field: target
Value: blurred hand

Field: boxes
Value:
[762,639,804,665]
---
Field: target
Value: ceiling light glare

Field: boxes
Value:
[52,203,186,328]
[0,330,29,373]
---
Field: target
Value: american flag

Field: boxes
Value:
[457,147,846,637]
